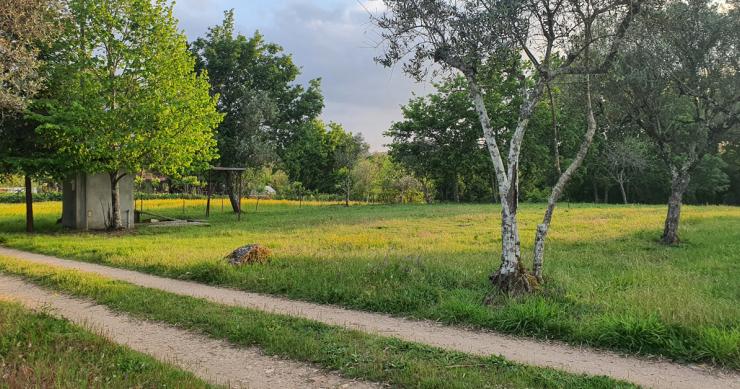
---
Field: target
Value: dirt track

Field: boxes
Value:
[1,246,738,389]
[0,274,377,389]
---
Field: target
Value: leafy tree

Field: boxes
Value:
[0,0,62,113]
[607,0,739,244]
[605,136,649,203]
[191,10,324,211]
[351,158,378,203]
[0,0,63,232]
[36,0,222,229]
[376,0,644,294]
[387,73,519,203]
[281,119,335,192]
[334,131,369,206]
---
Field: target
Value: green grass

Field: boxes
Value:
[0,258,634,389]
[0,299,212,388]
[0,200,738,368]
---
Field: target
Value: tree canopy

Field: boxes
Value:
[35,0,222,229]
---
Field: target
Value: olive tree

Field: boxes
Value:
[607,0,738,244]
[375,0,644,294]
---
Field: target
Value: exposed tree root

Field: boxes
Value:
[485,262,540,303]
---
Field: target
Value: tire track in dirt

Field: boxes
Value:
[1,246,738,389]
[0,274,378,389]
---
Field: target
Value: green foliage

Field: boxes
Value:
[190,9,325,188]
[0,192,62,203]
[387,71,519,202]
[281,120,369,194]
[36,0,222,179]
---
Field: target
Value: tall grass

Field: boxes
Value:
[0,259,635,389]
[0,300,211,388]
[0,200,738,368]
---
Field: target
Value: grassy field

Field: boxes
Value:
[0,299,211,388]
[0,199,738,368]
[0,258,633,388]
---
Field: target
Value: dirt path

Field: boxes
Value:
[1,246,738,389]
[0,274,377,389]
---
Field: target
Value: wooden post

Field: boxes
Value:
[24,175,33,233]
[206,169,212,218]
[237,171,242,221]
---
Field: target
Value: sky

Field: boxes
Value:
[171,0,434,151]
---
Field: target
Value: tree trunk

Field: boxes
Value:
[532,74,599,282]
[452,174,460,203]
[109,172,123,230]
[24,175,34,233]
[489,183,531,296]
[604,185,609,203]
[225,171,240,213]
[345,177,350,207]
[661,167,691,245]
[466,74,543,297]
[618,180,628,204]
[593,181,600,203]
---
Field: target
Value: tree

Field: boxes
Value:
[0,0,63,233]
[191,10,325,212]
[0,0,61,113]
[607,0,739,244]
[37,0,222,230]
[387,73,519,203]
[376,0,644,294]
[351,158,378,203]
[605,136,648,203]
[333,131,369,206]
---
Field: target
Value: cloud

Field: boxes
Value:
[172,0,433,151]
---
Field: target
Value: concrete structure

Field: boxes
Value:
[62,172,135,230]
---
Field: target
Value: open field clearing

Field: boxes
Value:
[0,299,211,388]
[0,200,738,368]
[0,260,637,389]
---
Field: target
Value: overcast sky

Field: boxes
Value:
[172,0,433,151]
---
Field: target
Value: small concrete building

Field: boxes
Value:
[62,172,135,230]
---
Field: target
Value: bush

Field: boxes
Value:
[0,192,63,203]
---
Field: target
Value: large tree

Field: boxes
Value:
[607,0,739,244]
[387,73,519,203]
[0,0,63,232]
[0,0,61,113]
[36,0,222,230]
[376,0,644,294]
[334,131,369,206]
[191,10,324,211]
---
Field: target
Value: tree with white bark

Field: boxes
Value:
[606,0,739,244]
[375,0,645,295]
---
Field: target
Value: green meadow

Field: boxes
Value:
[0,199,738,368]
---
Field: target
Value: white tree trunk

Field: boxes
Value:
[466,75,545,295]
[618,179,628,204]
[533,76,599,281]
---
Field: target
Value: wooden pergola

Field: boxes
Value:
[206,167,247,220]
